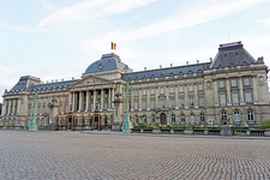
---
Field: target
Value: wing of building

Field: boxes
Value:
[1,42,270,130]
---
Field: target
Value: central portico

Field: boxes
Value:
[57,53,132,130]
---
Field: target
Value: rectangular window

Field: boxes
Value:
[142,95,147,110]
[231,79,238,88]
[218,80,225,89]
[199,96,205,107]
[232,92,239,105]
[178,93,185,108]
[150,94,155,109]
[245,90,253,103]
[243,78,252,87]
[169,92,176,107]
[219,93,226,106]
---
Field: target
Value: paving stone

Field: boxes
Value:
[0,131,269,180]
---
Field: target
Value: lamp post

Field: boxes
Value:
[28,93,38,131]
[122,82,133,134]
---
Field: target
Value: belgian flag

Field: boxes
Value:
[111,42,117,51]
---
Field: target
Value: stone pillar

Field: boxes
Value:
[93,90,96,111]
[194,84,199,108]
[72,92,76,112]
[78,91,83,112]
[14,99,17,115]
[155,88,159,109]
[108,88,112,109]
[239,78,245,105]
[253,76,258,103]
[214,81,219,106]
[112,88,115,108]
[165,88,169,108]
[226,79,232,106]
[175,86,179,109]
[69,92,72,112]
[17,98,21,115]
[85,90,89,112]
[1,99,6,116]
[184,84,188,109]
[10,100,14,115]
[101,89,104,111]
[9,100,12,115]
[146,89,150,111]
[138,90,142,111]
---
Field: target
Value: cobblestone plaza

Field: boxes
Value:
[0,131,270,180]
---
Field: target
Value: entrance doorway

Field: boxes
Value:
[160,113,167,125]
[94,115,102,130]
[67,118,72,130]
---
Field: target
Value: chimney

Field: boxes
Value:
[170,63,173,67]
[144,67,147,71]
[186,61,189,65]
[159,65,162,69]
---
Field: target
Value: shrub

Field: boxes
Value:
[261,120,270,129]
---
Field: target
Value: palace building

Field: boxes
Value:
[1,41,270,130]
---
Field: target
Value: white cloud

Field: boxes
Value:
[257,17,270,26]
[39,0,159,28]
[83,0,266,50]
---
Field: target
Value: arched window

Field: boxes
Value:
[248,109,255,121]
[200,112,205,122]
[171,113,176,124]
[160,113,167,125]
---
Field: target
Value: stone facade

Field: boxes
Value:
[1,42,270,130]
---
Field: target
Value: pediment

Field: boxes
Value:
[71,75,112,89]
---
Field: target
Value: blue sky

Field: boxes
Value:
[1,0,270,101]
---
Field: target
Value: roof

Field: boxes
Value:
[83,53,132,75]
[122,62,210,81]
[30,80,76,93]
[4,79,76,96]
[210,41,256,69]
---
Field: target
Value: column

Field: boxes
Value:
[138,90,142,111]
[175,86,179,109]
[108,88,112,109]
[68,92,72,112]
[214,81,219,106]
[10,100,14,115]
[101,89,104,111]
[14,99,17,115]
[72,92,76,112]
[155,88,159,109]
[165,88,169,108]
[184,84,188,109]
[226,79,232,106]
[147,89,150,111]
[1,99,6,116]
[93,90,96,111]
[6,100,10,115]
[239,78,244,105]
[17,98,21,115]
[85,90,89,112]
[130,90,134,111]
[112,88,115,108]
[78,91,83,112]
[194,84,199,108]
[253,76,258,103]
